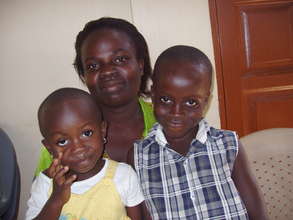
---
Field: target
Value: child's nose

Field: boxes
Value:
[170,103,183,116]
[71,138,83,150]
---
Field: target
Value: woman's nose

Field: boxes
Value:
[99,63,115,78]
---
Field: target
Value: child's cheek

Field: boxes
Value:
[154,105,167,116]
[60,150,71,166]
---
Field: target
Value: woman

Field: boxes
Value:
[35,17,156,175]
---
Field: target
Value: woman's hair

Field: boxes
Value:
[74,17,152,96]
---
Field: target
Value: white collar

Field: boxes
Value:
[155,119,208,147]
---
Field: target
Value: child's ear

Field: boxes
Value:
[42,139,54,155]
[204,91,211,104]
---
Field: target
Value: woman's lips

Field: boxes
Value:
[100,79,124,92]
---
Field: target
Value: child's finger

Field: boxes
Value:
[52,153,64,175]
[44,157,59,178]
[64,174,77,186]
[57,152,63,161]
[55,163,64,174]
[54,166,69,183]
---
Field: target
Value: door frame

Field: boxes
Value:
[208,0,227,129]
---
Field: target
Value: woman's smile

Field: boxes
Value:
[99,78,125,92]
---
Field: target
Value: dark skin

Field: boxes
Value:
[152,58,268,220]
[152,59,210,154]
[81,28,145,162]
[35,98,142,220]
[232,144,269,220]
[80,28,148,219]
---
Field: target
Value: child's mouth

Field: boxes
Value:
[168,120,184,127]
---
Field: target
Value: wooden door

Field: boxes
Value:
[209,0,293,136]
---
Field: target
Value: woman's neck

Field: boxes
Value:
[101,98,142,123]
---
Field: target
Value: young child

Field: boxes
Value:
[26,88,143,220]
[134,46,268,220]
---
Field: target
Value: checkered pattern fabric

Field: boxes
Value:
[134,119,248,220]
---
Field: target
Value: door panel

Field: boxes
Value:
[240,2,293,70]
[209,0,293,136]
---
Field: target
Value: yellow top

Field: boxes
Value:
[57,160,130,220]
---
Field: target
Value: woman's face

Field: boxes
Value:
[81,29,143,107]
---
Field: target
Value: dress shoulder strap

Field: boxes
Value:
[104,159,118,180]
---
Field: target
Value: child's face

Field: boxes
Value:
[43,100,106,179]
[152,59,210,141]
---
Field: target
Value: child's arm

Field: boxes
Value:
[141,202,152,220]
[127,148,152,220]
[232,142,269,220]
[126,146,135,168]
[126,202,152,220]
[126,203,143,220]
[32,156,76,220]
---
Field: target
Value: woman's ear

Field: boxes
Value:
[138,59,144,76]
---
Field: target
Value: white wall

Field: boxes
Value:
[0,0,219,219]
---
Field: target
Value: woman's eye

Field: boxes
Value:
[82,130,93,137]
[56,139,68,147]
[160,96,172,104]
[114,56,128,64]
[86,63,99,72]
[186,99,199,107]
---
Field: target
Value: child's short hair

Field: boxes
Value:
[73,17,152,97]
[153,45,213,86]
[38,87,101,138]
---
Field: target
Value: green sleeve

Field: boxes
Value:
[139,98,156,137]
[35,147,53,176]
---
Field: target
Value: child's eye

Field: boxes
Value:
[185,99,199,107]
[160,96,172,104]
[82,129,93,137]
[114,56,128,64]
[56,139,68,147]
[86,63,99,72]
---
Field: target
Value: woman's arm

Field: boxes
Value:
[232,141,269,220]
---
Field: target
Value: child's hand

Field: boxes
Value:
[43,152,63,178]
[50,165,77,205]
[46,153,77,205]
